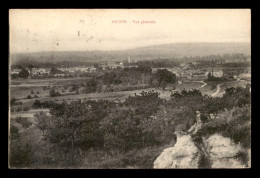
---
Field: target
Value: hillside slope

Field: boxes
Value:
[10,42,250,64]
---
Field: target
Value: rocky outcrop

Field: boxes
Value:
[153,133,250,169]
[153,134,199,168]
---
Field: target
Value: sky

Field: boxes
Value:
[9,9,251,53]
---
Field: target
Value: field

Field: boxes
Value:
[10,86,50,99]
[12,81,208,105]
[9,76,250,123]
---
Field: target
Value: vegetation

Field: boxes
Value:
[9,142,32,168]
[50,67,64,75]
[9,84,250,168]
[32,100,55,109]
[155,69,177,90]
[205,72,230,82]
[9,121,33,168]
[18,68,30,79]
[10,97,17,106]
[49,89,61,97]
[15,117,33,129]
[10,125,20,140]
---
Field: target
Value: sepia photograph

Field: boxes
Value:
[8,9,251,169]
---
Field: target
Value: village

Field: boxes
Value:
[11,54,251,81]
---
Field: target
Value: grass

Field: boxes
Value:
[10,86,49,99]
[81,143,174,168]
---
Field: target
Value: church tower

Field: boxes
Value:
[128,52,131,63]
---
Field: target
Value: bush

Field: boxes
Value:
[16,107,22,112]
[11,73,19,80]
[9,142,32,168]
[14,86,250,168]
[35,112,49,136]
[18,69,29,79]
[16,117,32,129]
[23,107,30,111]
[34,95,39,98]
[10,125,20,140]
[27,95,32,99]
[10,97,17,106]
[32,100,41,108]
[198,153,212,168]
[171,88,202,98]
[49,89,61,97]
[235,151,249,166]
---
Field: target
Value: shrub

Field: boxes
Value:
[32,100,41,108]
[49,89,61,97]
[16,107,22,112]
[170,88,202,98]
[235,150,249,166]
[11,73,19,79]
[14,85,250,168]
[198,153,212,168]
[16,117,32,129]
[23,107,30,111]
[27,95,32,99]
[35,112,49,136]
[9,142,32,168]
[18,69,29,79]
[10,97,17,106]
[10,125,20,140]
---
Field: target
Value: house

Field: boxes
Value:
[238,73,251,79]
[192,71,208,79]
[89,67,96,72]
[181,71,192,79]
[107,61,123,69]
[223,68,250,77]
[151,67,165,73]
[212,70,224,78]
[177,81,183,85]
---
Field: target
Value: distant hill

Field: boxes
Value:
[10,42,251,65]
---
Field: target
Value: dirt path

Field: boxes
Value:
[197,81,207,89]
[211,79,241,97]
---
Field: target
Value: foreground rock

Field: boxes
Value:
[153,134,250,168]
